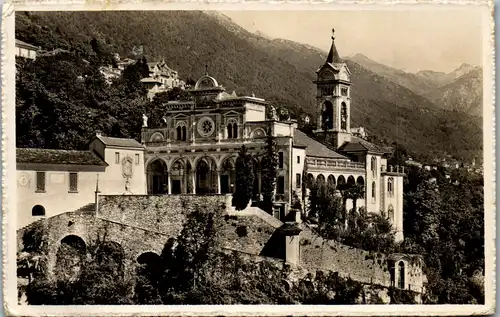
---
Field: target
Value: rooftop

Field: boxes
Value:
[96,135,144,149]
[339,136,392,154]
[17,148,107,166]
[15,39,40,50]
[293,130,348,160]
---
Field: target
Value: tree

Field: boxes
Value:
[233,145,255,210]
[260,127,278,213]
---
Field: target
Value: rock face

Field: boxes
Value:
[424,67,483,117]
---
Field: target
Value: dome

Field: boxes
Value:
[195,75,219,89]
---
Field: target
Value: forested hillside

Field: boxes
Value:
[15,11,482,162]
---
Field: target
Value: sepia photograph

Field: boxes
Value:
[2,2,495,316]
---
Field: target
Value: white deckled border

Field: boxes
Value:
[1,0,495,316]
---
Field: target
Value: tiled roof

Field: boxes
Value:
[96,135,144,149]
[15,39,40,50]
[339,136,393,154]
[293,130,348,160]
[17,148,107,166]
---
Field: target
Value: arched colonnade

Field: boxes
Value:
[146,155,263,196]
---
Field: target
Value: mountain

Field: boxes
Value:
[424,67,483,117]
[347,53,436,95]
[15,11,482,162]
[416,63,479,87]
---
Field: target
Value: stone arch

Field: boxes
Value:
[316,174,326,186]
[56,235,86,282]
[322,101,334,130]
[96,241,125,277]
[356,176,365,186]
[147,159,168,194]
[306,173,315,188]
[220,156,236,194]
[327,175,336,188]
[337,175,346,185]
[149,132,165,143]
[32,205,45,216]
[195,155,218,194]
[137,252,164,285]
[250,128,266,138]
[347,175,355,186]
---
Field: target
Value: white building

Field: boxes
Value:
[16,136,146,229]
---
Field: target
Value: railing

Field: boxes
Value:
[306,158,365,170]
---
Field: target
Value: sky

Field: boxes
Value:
[221,8,485,73]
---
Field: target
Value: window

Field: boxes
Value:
[388,177,394,196]
[233,123,238,139]
[296,173,301,188]
[372,181,376,199]
[278,152,284,169]
[135,154,140,165]
[371,157,377,178]
[227,121,238,139]
[297,156,300,164]
[341,87,348,96]
[36,172,46,192]
[115,152,120,164]
[176,125,187,141]
[398,261,405,289]
[69,173,78,192]
[277,176,285,194]
[341,102,348,130]
[32,205,45,216]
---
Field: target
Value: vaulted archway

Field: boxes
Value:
[147,159,168,194]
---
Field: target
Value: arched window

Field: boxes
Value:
[181,126,187,141]
[388,177,394,196]
[176,121,187,141]
[176,126,182,140]
[341,102,348,130]
[347,176,355,186]
[337,175,346,185]
[371,181,376,199]
[227,123,233,139]
[398,261,405,289]
[233,123,238,139]
[317,174,326,186]
[322,101,334,130]
[32,205,45,216]
[371,157,377,178]
[327,175,336,188]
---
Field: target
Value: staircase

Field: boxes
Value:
[227,206,283,229]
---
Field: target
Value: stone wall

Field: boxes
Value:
[220,214,277,256]
[300,226,392,287]
[97,194,230,234]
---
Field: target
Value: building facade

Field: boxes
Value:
[16,31,405,241]
[15,39,40,60]
[140,31,405,240]
[16,136,146,229]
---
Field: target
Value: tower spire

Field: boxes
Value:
[326,28,342,64]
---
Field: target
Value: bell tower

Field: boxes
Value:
[313,28,352,149]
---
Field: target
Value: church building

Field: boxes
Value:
[140,30,405,241]
[16,30,405,241]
